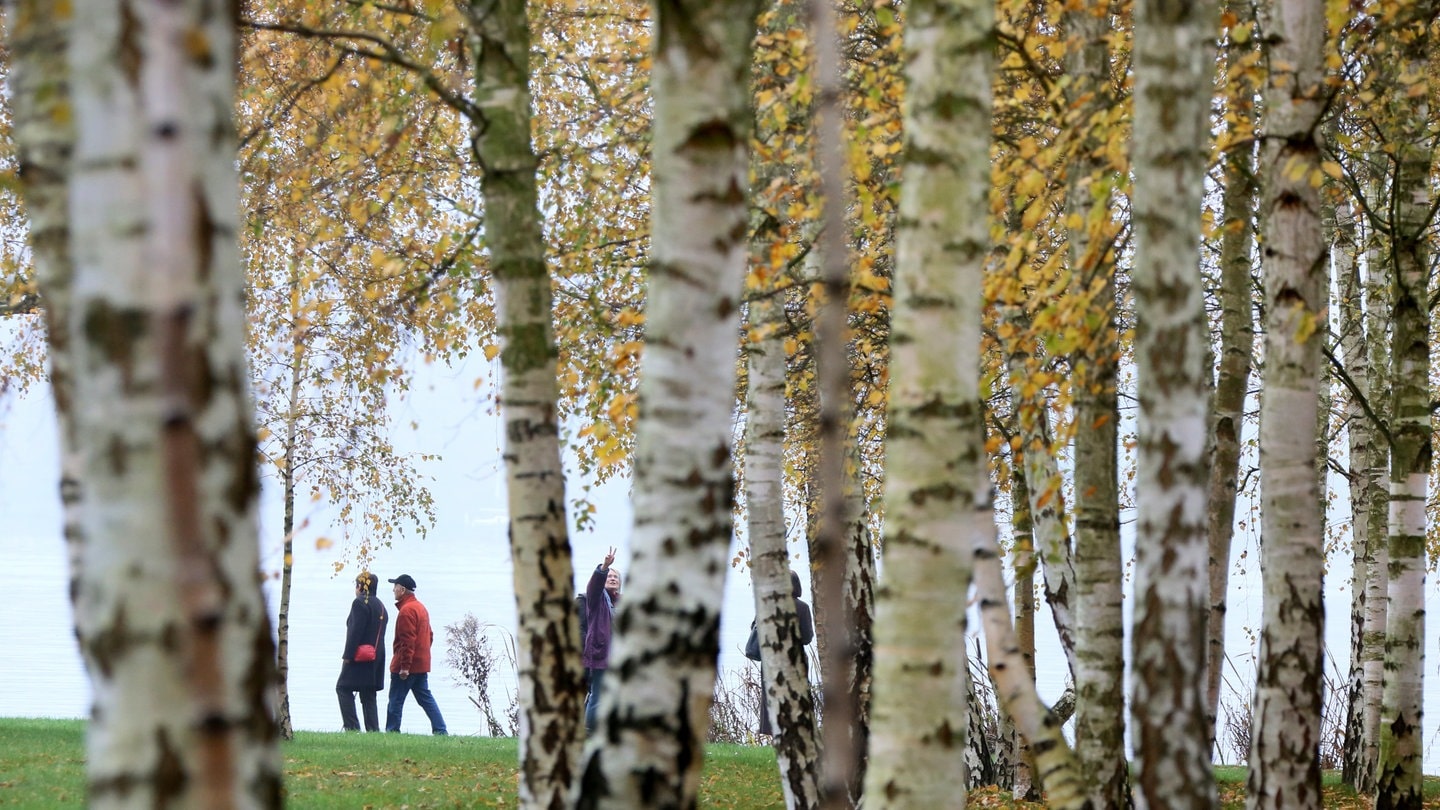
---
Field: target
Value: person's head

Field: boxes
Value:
[790,570,804,598]
[605,568,622,598]
[388,574,417,599]
[356,572,379,597]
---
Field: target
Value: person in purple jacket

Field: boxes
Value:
[583,546,622,733]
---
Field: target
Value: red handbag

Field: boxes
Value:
[354,619,382,662]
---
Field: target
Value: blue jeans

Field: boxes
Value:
[585,668,605,734]
[386,672,447,734]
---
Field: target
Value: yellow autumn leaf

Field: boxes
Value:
[482,344,500,361]
[1295,309,1320,344]
[1015,169,1045,199]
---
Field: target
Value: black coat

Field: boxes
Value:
[336,594,388,691]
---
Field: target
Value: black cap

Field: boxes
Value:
[388,574,417,591]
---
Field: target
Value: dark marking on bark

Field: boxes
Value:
[117,2,143,85]
[194,186,215,283]
[108,435,129,477]
[87,603,131,678]
[186,25,217,70]
[154,726,189,800]
[681,119,736,153]
[654,0,719,69]
[226,405,261,516]
[83,302,147,390]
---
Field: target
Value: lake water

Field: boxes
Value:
[0,371,765,738]
[4,372,1440,771]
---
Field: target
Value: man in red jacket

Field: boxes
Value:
[384,574,448,735]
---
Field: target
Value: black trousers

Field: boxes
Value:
[338,687,381,732]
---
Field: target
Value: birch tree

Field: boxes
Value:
[465,0,587,803]
[745,266,822,809]
[1373,11,1436,807]
[576,0,762,803]
[1355,208,1390,792]
[1205,0,1258,734]
[1061,5,1129,806]
[1333,193,1373,789]
[1246,0,1329,806]
[807,0,876,802]
[861,0,994,805]
[57,1,282,806]
[1128,0,1218,807]
[1357,267,1390,793]
[973,511,1090,810]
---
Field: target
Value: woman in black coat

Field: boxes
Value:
[337,572,389,731]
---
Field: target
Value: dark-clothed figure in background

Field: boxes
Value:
[338,572,388,731]
[384,574,448,735]
[758,570,815,737]
[582,546,622,734]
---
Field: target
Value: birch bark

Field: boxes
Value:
[1205,0,1258,736]
[64,1,282,806]
[745,245,822,810]
[1003,310,1078,678]
[861,0,993,806]
[974,516,1090,810]
[576,0,760,804]
[1062,6,1127,806]
[1335,200,1371,789]
[1357,218,1391,793]
[467,0,586,804]
[809,0,872,799]
[1374,70,1433,810]
[1246,1,1329,806]
[1008,469,1037,801]
[1129,0,1218,807]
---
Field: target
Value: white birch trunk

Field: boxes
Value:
[275,331,303,742]
[1129,0,1218,807]
[1007,472,1037,801]
[576,0,760,804]
[1335,199,1371,788]
[1336,202,1365,780]
[1358,224,1390,793]
[973,512,1089,810]
[65,2,282,806]
[1205,0,1258,737]
[1246,2,1328,806]
[838,444,877,802]
[1003,310,1079,678]
[861,0,993,806]
[745,260,822,810]
[1374,91,1431,810]
[1062,7,1128,803]
[468,0,586,804]
[1353,229,1388,789]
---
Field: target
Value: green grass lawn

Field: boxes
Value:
[0,718,786,809]
[5,718,1440,808]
